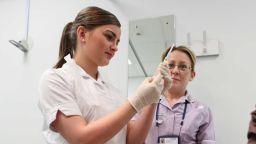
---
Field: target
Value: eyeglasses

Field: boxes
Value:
[168,63,191,71]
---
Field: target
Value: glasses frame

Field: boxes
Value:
[167,63,192,72]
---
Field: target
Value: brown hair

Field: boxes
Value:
[248,109,256,143]
[251,110,256,124]
[161,45,196,72]
[54,6,121,68]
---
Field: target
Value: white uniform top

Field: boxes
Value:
[38,56,127,144]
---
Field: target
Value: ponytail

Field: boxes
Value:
[54,22,76,68]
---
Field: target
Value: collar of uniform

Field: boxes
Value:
[159,91,195,107]
[185,92,195,103]
[64,54,106,84]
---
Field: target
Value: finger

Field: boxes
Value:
[155,65,162,75]
[162,60,169,65]
[147,76,154,83]
[158,63,169,73]
[152,73,163,84]
[156,76,164,88]
[159,68,170,78]
[156,62,165,74]
[160,78,164,86]
[160,63,169,71]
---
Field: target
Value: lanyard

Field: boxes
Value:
[155,99,189,128]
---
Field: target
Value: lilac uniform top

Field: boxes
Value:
[133,92,216,144]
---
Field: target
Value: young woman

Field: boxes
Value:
[38,6,171,144]
[133,45,216,144]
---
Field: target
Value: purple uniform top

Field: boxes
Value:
[133,92,216,144]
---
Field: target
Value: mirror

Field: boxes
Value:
[128,15,176,77]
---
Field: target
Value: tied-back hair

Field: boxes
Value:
[161,45,196,72]
[54,6,121,68]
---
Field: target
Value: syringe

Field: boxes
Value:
[164,44,175,62]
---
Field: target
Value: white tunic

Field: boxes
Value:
[38,58,127,144]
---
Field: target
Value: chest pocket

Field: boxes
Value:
[180,108,201,142]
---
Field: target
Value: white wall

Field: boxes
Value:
[2,0,255,143]
[0,0,128,143]
[125,0,256,144]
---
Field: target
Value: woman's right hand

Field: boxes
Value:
[128,73,164,112]
[157,61,172,94]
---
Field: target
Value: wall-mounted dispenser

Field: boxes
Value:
[9,0,31,53]
[187,30,219,57]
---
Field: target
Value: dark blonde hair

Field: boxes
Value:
[54,6,121,68]
[161,45,196,72]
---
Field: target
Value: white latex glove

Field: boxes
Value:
[157,61,172,94]
[128,73,164,112]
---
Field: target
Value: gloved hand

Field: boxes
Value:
[128,73,164,112]
[156,61,172,94]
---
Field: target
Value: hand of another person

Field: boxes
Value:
[128,73,164,112]
[156,61,172,94]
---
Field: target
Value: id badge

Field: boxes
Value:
[158,135,180,144]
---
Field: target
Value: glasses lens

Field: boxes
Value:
[168,64,175,69]
[178,64,188,71]
[168,63,190,71]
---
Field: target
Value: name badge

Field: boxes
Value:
[158,135,179,144]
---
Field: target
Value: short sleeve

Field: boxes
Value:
[197,106,216,144]
[38,69,82,128]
